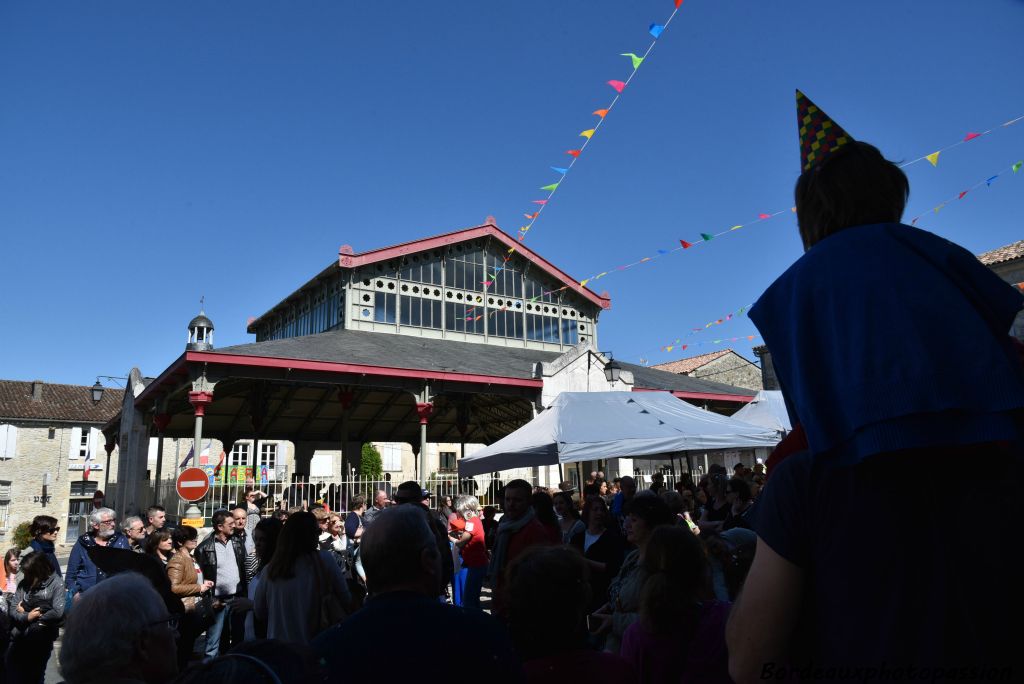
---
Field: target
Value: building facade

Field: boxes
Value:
[106,221,762,518]
[0,380,123,549]
[651,349,763,392]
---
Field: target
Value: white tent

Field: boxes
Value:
[730,390,792,434]
[457,391,780,477]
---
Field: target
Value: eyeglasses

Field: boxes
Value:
[99,519,116,525]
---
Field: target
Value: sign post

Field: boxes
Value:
[176,467,210,528]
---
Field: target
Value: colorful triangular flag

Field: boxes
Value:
[621,53,643,70]
[550,166,568,174]
[700,233,714,241]
[1013,161,1022,173]
[649,24,664,38]
[963,132,981,142]
[540,183,559,191]
[680,240,693,249]
[607,80,626,93]
[926,151,940,167]
[566,149,581,157]
[592,109,608,118]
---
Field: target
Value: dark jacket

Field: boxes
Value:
[9,572,65,631]
[195,532,247,597]
[65,532,131,596]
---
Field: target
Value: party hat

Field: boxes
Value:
[797,90,854,172]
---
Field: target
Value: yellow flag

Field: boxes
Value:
[580,279,590,288]
[926,151,940,167]
[579,129,595,139]
[730,225,742,231]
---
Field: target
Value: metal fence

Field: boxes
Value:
[140,460,708,524]
[147,472,534,522]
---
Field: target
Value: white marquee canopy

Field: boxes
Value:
[458,391,780,477]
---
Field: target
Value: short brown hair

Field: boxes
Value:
[795,141,909,250]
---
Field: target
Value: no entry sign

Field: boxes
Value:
[176,467,211,502]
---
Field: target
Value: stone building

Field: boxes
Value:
[0,380,123,549]
[651,349,763,393]
[977,239,1024,340]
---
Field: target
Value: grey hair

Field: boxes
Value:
[360,505,438,593]
[58,572,166,683]
[121,515,142,532]
[88,507,115,528]
[454,494,479,516]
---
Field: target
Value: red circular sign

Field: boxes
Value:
[176,467,211,502]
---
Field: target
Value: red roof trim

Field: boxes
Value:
[186,351,544,389]
[338,224,611,310]
[632,387,754,404]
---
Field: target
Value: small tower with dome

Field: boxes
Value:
[187,303,215,351]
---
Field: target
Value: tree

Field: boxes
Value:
[360,443,383,480]
[12,520,32,549]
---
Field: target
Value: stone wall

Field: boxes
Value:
[0,422,120,550]
[988,260,1024,340]
[690,353,763,392]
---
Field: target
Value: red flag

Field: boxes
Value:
[566,150,581,157]
[532,200,547,205]
[963,132,981,142]
[758,213,771,219]
[607,80,627,93]
[675,0,683,7]
[681,345,688,351]
[680,240,693,249]
[958,190,969,199]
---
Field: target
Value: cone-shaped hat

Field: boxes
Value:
[797,90,854,172]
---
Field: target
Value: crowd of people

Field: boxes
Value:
[0,468,760,684]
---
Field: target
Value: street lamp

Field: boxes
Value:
[604,357,622,383]
[91,380,104,403]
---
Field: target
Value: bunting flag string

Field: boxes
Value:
[500,1,687,269]
[908,157,1023,226]
[900,114,1024,169]
[648,333,763,359]
[509,150,1024,313]
[656,303,755,351]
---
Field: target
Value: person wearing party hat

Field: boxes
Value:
[726,91,1022,682]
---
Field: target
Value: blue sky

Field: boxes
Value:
[1,0,1022,386]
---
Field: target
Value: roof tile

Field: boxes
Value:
[650,349,733,375]
[977,240,1024,266]
[0,381,124,424]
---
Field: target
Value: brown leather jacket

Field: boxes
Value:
[167,548,204,611]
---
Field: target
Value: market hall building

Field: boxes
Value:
[104,221,757,517]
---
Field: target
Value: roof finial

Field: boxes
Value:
[199,295,205,314]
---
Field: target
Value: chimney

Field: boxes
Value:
[31,380,43,402]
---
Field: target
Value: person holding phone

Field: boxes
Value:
[5,551,65,682]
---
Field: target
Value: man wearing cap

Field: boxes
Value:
[393,481,453,597]
[726,91,1022,681]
